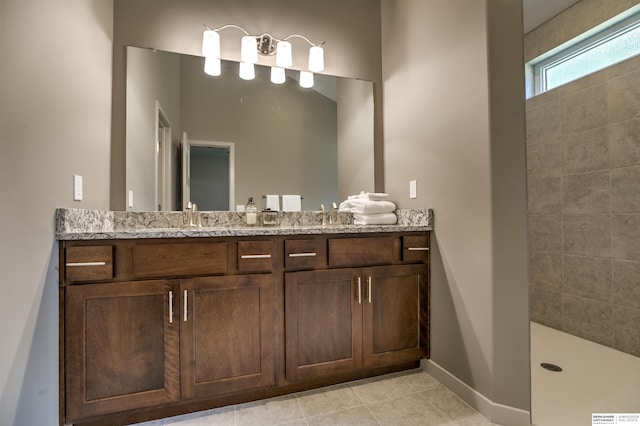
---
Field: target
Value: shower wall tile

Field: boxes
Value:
[526,101,560,144]
[608,70,640,123]
[607,54,640,80]
[526,89,558,111]
[613,260,640,310]
[560,84,608,134]
[614,306,640,357]
[529,215,563,251]
[558,71,606,97]
[611,166,640,213]
[530,251,562,291]
[562,127,609,174]
[609,119,640,168]
[563,215,611,257]
[563,255,612,302]
[563,294,614,347]
[612,214,640,261]
[562,171,611,215]
[527,139,563,178]
[528,54,640,356]
[530,288,563,329]
[528,177,561,214]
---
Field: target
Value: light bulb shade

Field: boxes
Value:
[202,30,220,59]
[204,57,221,76]
[239,62,255,80]
[299,71,314,88]
[276,41,292,68]
[241,36,258,64]
[308,45,324,72]
[271,67,286,84]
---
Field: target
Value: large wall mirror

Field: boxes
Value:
[126,46,375,212]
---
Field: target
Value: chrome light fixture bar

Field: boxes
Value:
[202,23,325,87]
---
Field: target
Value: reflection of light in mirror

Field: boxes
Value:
[271,67,286,84]
[239,62,255,80]
[299,71,314,88]
[204,57,221,76]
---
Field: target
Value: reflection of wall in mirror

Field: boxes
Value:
[126,47,182,211]
[181,56,338,211]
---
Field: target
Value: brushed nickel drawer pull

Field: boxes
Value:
[357,277,362,304]
[368,276,372,304]
[407,247,429,251]
[183,290,188,322]
[240,254,272,259]
[288,252,317,258]
[169,291,174,323]
[66,261,107,267]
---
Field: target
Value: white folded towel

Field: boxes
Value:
[339,198,396,214]
[265,195,280,211]
[348,192,389,201]
[282,195,302,212]
[353,213,397,225]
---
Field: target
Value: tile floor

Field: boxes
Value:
[531,322,640,426]
[134,370,497,426]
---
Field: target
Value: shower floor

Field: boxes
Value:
[531,322,640,426]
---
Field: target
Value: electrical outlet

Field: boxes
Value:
[128,190,134,208]
[409,180,417,199]
[73,175,83,201]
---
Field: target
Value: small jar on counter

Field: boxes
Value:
[245,197,257,226]
[262,209,278,226]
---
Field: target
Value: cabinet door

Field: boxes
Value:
[285,269,362,380]
[65,280,180,421]
[362,264,426,368]
[180,275,275,399]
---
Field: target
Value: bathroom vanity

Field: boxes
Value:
[57,209,432,425]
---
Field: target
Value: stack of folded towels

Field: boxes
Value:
[339,192,397,225]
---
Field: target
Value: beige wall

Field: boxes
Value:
[112,0,384,210]
[0,0,113,424]
[381,0,530,421]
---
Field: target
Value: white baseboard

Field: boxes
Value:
[421,359,532,426]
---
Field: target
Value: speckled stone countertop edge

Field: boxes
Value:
[56,208,433,241]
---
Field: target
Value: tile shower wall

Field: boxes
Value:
[527,54,640,357]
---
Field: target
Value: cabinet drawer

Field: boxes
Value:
[65,245,114,282]
[403,235,430,262]
[285,239,327,270]
[328,237,401,267]
[238,240,274,272]
[132,242,228,278]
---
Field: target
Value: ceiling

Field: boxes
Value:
[522,0,582,33]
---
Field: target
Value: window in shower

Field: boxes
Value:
[526,5,640,97]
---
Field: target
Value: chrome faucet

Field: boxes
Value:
[184,202,202,227]
[329,202,338,225]
[320,204,327,226]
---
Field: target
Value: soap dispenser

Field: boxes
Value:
[245,197,258,226]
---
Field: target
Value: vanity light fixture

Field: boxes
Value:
[201,23,325,88]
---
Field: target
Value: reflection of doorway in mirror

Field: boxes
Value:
[155,101,173,211]
[182,133,235,211]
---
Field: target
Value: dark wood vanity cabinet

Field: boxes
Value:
[64,279,180,420]
[285,240,427,381]
[59,232,429,425]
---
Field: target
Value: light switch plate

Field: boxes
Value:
[128,190,134,208]
[73,175,83,201]
[409,180,417,199]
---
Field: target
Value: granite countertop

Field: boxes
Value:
[56,208,433,241]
